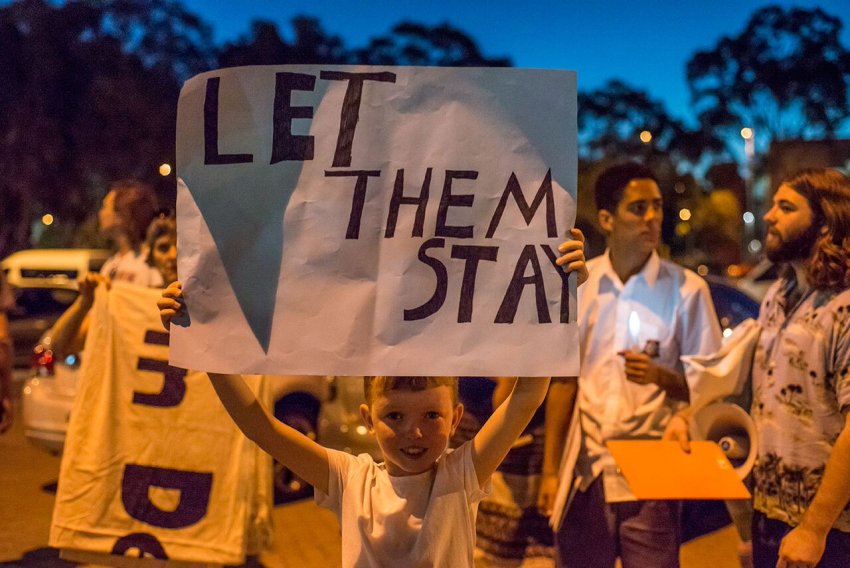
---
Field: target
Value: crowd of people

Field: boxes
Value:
[2,163,849,568]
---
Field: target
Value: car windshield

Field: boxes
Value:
[8,287,78,320]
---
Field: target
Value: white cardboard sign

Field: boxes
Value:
[170,65,579,377]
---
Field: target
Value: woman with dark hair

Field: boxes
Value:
[48,181,164,357]
[98,179,162,286]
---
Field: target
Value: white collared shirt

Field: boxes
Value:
[575,250,722,492]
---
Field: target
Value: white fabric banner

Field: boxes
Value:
[171,65,579,377]
[50,283,272,565]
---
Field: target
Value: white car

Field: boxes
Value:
[3,248,109,367]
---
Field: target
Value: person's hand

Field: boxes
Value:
[663,413,691,453]
[77,272,108,309]
[157,281,184,331]
[618,350,660,386]
[0,395,12,434]
[556,228,589,287]
[537,472,560,517]
[776,523,826,568]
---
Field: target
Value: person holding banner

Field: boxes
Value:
[538,162,722,568]
[97,179,162,286]
[49,181,162,357]
[665,168,850,568]
[51,213,272,564]
[156,231,586,568]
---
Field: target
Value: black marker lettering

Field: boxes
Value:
[271,72,316,163]
[486,169,556,238]
[495,245,550,324]
[436,170,477,239]
[325,170,382,239]
[404,238,448,321]
[385,168,431,238]
[203,77,253,165]
[451,245,498,323]
[319,71,397,167]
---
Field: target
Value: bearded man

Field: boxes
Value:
[667,168,850,568]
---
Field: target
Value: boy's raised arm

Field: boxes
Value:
[471,376,550,487]
[157,282,330,494]
[469,229,584,484]
[207,372,330,494]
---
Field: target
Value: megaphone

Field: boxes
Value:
[690,402,757,479]
[689,401,757,542]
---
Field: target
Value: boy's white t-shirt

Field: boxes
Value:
[316,441,491,568]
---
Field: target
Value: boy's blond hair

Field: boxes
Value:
[364,376,459,405]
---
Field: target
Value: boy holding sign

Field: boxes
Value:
[157,231,586,567]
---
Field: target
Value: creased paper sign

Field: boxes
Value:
[171,65,579,377]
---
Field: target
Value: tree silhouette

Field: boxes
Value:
[353,21,511,67]
[0,0,213,256]
[98,0,217,81]
[0,4,516,256]
[218,16,348,67]
[219,18,509,69]
[578,79,719,165]
[687,5,850,154]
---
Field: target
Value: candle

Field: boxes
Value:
[628,310,641,350]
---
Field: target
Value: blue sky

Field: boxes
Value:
[182,0,850,126]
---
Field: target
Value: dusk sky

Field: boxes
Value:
[181,0,850,127]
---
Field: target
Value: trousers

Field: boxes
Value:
[555,476,681,568]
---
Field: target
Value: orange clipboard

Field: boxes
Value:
[607,440,751,500]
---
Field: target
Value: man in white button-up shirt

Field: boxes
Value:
[538,163,722,567]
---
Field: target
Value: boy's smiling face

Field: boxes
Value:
[360,385,463,477]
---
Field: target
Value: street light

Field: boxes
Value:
[639,130,652,144]
[741,127,756,261]
[740,127,754,160]
[159,163,172,176]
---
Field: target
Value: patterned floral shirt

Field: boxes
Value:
[752,274,850,531]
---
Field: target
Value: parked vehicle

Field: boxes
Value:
[705,277,762,335]
[2,249,109,367]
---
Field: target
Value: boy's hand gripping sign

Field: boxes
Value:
[171,65,579,377]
